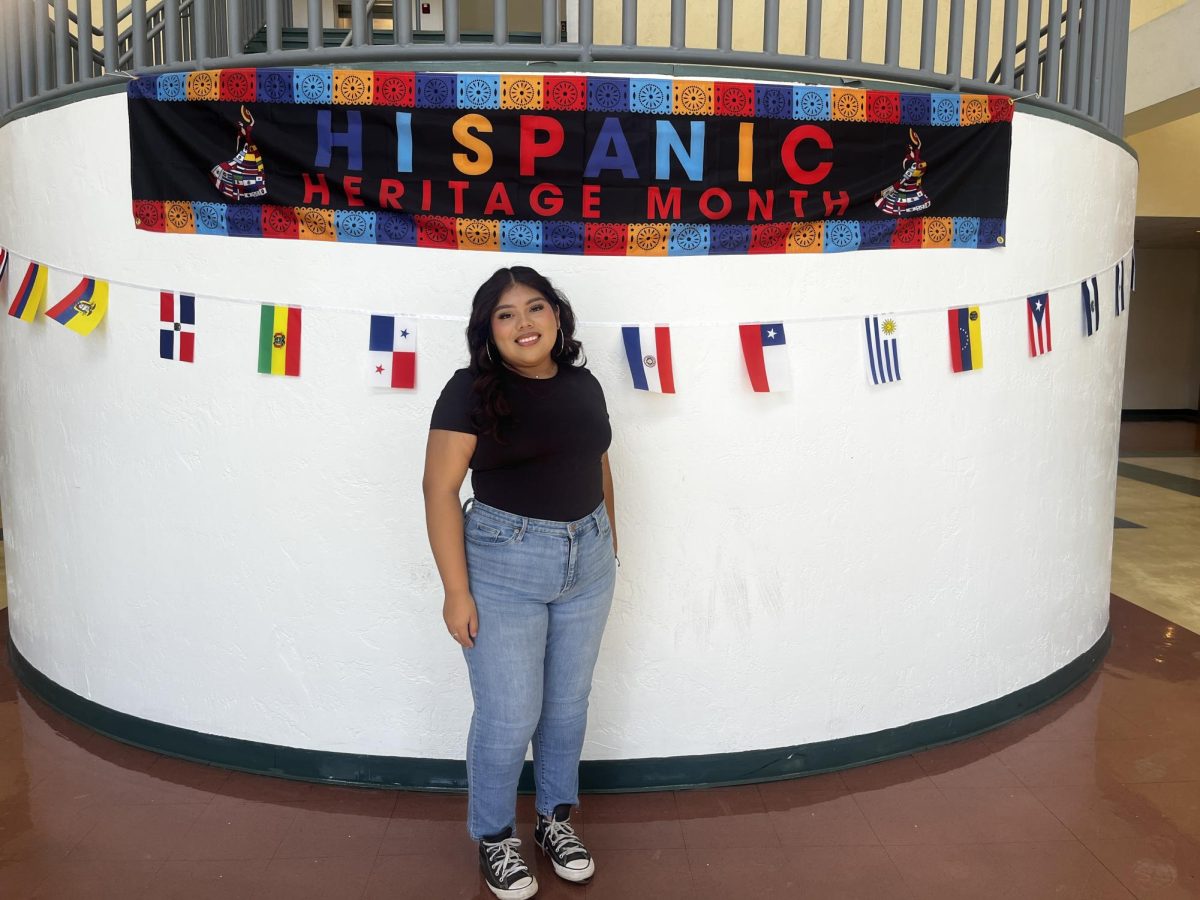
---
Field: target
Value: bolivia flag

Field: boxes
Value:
[45,277,109,335]
[258,304,302,376]
[947,305,983,373]
[8,261,47,322]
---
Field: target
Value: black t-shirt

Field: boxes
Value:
[430,364,612,521]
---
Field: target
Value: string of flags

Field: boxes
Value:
[1,246,1133,394]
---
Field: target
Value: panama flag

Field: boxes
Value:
[368,315,417,389]
[1081,277,1100,336]
[257,304,302,376]
[864,315,901,385]
[0,248,8,283]
[621,325,675,393]
[8,261,47,322]
[1026,293,1052,357]
[160,291,196,362]
[1114,262,1125,316]
[45,277,109,335]
[948,305,984,373]
[739,323,791,392]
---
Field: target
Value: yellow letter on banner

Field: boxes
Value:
[452,114,495,176]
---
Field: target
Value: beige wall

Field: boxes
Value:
[459,0,545,33]
[1127,113,1200,217]
[1122,248,1200,409]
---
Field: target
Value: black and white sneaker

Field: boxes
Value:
[479,827,538,900]
[534,804,595,883]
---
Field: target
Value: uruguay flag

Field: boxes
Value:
[369,314,417,389]
[864,315,900,385]
[160,291,196,362]
[621,325,675,393]
[1026,293,1052,357]
[739,322,791,392]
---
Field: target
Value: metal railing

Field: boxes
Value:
[1,0,1132,136]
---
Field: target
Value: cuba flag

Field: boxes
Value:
[1026,293,1052,357]
[621,325,675,393]
[1082,277,1100,336]
[45,277,109,335]
[739,323,791,392]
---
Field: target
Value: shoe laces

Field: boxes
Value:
[542,817,586,856]
[483,836,529,882]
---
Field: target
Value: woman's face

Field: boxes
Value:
[490,282,561,371]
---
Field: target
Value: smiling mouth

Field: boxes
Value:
[516,333,541,347]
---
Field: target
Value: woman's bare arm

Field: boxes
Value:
[601,452,618,559]
[422,429,478,647]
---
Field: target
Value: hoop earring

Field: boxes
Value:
[554,328,564,356]
[485,342,494,364]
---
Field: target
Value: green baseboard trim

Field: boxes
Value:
[8,624,1109,791]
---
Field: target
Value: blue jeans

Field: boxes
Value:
[461,498,616,840]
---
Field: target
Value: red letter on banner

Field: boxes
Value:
[823,190,850,216]
[519,116,565,177]
[781,124,834,185]
[581,184,602,219]
[484,183,514,216]
[448,180,470,215]
[379,179,406,209]
[343,176,364,207]
[530,183,565,216]
[303,172,331,205]
[647,187,681,220]
[699,188,732,220]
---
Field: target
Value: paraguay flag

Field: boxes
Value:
[368,315,417,389]
[864,315,901,385]
[160,291,195,362]
[1114,262,1125,316]
[948,305,983,373]
[621,325,675,393]
[1082,277,1099,336]
[45,277,109,335]
[8,261,47,322]
[1026,293,1052,357]
[257,304,302,376]
[739,323,791,392]
[0,248,8,283]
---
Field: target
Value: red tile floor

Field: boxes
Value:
[0,595,1198,899]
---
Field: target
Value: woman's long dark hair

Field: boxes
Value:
[466,267,584,438]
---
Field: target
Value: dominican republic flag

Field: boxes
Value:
[1082,277,1100,336]
[621,325,675,393]
[0,248,8,283]
[1114,262,1125,316]
[864,315,901,385]
[368,315,417,389]
[739,323,791,392]
[160,291,195,362]
[1026,293,1052,357]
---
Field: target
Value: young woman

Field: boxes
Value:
[423,266,617,900]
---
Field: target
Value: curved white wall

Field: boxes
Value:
[0,87,1136,761]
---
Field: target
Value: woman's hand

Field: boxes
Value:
[443,589,479,649]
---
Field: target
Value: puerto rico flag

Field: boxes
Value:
[739,323,791,392]
[1082,277,1100,336]
[621,325,675,393]
[368,315,417,389]
[1026,293,1052,357]
[864,315,901,385]
[1114,262,1125,316]
[160,291,195,362]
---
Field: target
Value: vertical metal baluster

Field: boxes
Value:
[847,0,863,61]
[804,0,820,57]
[972,0,991,81]
[884,0,901,67]
[18,0,35,97]
[443,0,458,44]
[77,0,94,79]
[671,0,685,50]
[494,0,507,45]
[103,0,118,71]
[307,0,321,48]
[1000,0,1018,87]
[946,0,964,85]
[1043,0,1062,101]
[350,0,366,45]
[394,0,411,45]
[2,2,16,108]
[1062,0,1080,107]
[1111,0,1130,135]
[919,0,936,72]
[35,0,51,90]
[622,0,637,47]
[762,0,778,54]
[163,0,180,63]
[717,0,732,52]
[227,0,242,55]
[53,0,68,86]
[1099,0,1116,126]
[131,0,148,68]
[1,3,11,112]
[542,0,556,44]
[579,0,593,57]
[193,0,209,62]
[266,0,281,52]
[1023,0,1041,92]
[1089,0,1106,118]
[1078,0,1094,109]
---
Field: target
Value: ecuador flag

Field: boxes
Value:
[258,304,302,376]
[947,305,984,373]
[8,261,47,322]
[45,277,109,335]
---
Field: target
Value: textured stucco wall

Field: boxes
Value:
[0,86,1136,760]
